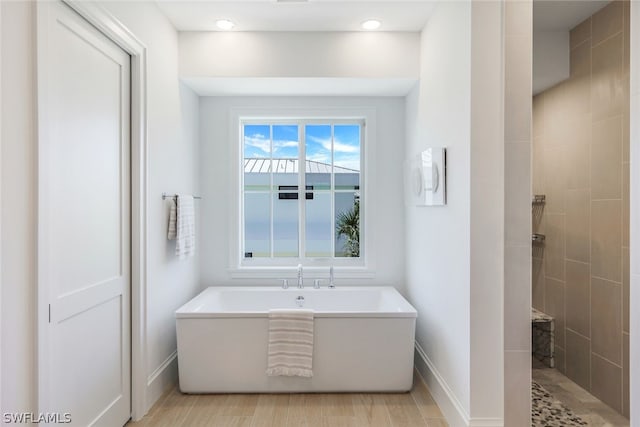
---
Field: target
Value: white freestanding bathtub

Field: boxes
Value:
[175,286,417,393]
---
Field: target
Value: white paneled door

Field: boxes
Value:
[38,1,131,426]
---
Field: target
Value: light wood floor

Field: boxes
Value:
[128,370,448,427]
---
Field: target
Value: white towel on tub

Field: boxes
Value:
[266,309,314,378]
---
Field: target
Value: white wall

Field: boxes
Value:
[405,1,472,421]
[533,31,569,95]
[179,31,420,79]
[199,96,405,288]
[1,0,201,417]
[406,2,505,425]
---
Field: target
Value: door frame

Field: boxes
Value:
[35,1,149,421]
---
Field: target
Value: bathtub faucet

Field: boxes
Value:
[297,264,304,289]
[329,266,335,289]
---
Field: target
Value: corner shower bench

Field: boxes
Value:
[532,308,554,368]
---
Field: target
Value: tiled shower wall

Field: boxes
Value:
[532,0,630,416]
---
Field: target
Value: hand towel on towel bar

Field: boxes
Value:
[266,309,314,378]
[167,200,177,240]
[167,194,196,259]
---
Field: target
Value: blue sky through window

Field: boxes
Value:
[244,123,360,171]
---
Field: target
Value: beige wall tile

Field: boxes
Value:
[567,45,591,119]
[623,247,629,333]
[555,346,566,374]
[623,0,629,67]
[544,84,569,148]
[565,329,591,390]
[543,148,567,214]
[570,17,591,49]
[623,162,629,247]
[623,0,630,161]
[532,138,545,198]
[533,3,630,408]
[591,116,622,200]
[591,277,622,365]
[566,190,590,263]
[592,1,623,46]
[565,260,590,337]
[533,94,544,138]
[545,214,565,280]
[592,33,624,121]
[557,110,591,154]
[545,277,566,347]
[591,352,623,413]
[570,40,591,78]
[532,257,545,311]
[591,200,622,282]
[564,89,592,137]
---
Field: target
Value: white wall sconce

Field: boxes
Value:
[406,147,447,206]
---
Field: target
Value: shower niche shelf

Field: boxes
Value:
[532,233,546,243]
[532,194,546,205]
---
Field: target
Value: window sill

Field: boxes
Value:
[228,266,376,280]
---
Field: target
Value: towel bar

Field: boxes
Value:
[162,192,202,200]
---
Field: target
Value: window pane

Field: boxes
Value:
[305,192,332,257]
[244,193,271,258]
[273,193,299,257]
[244,124,271,191]
[273,159,298,188]
[334,125,360,190]
[335,192,360,258]
[244,167,271,191]
[273,125,299,189]
[272,125,298,158]
[305,125,331,190]
[244,124,271,158]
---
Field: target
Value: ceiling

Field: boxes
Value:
[158,0,611,34]
[155,1,437,32]
[159,0,611,96]
[533,0,609,32]
[181,77,418,96]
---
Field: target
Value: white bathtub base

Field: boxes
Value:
[176,287,417,393]
[177,317,415,393]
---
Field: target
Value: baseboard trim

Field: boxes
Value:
[145,350,178,413]
[414,343,503,427]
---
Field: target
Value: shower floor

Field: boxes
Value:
[532,359,629,427]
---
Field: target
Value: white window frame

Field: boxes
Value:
[228,107,377,279]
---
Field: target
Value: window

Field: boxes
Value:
[241,120,363,265]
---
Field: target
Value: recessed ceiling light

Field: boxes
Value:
[361,19,381,30]
[216,19,235,30]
